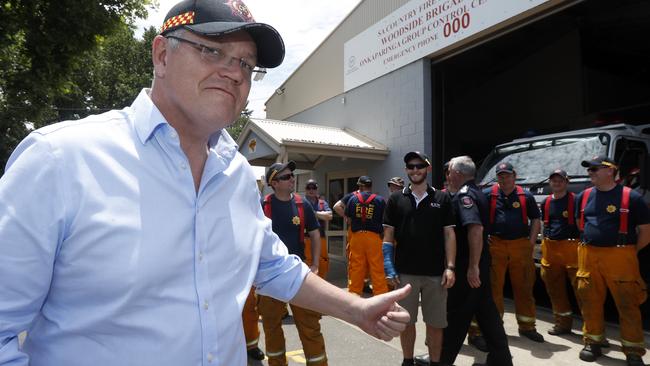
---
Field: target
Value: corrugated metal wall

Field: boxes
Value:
[265,1,409,120]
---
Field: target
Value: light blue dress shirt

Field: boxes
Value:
[0,89,309,366]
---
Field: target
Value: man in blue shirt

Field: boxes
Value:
[0,1,411,365]
[483,162,544,343]
[575,156,650,366]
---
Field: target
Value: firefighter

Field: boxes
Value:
[304,179,332,279]
[539,169,580,335]
[343,176,389,296]
[576,156,650,366]
[388,176,405,195]
[483,162,544,342]
[258,161,328,366]
[242,287,265,360]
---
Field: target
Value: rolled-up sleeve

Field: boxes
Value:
[0,133,65,365]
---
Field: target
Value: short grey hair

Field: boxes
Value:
[164,28,187,49]
[449,156,476,178]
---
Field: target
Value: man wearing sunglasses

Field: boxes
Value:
[0,1,412,365]
[575,156,650,366]
[383,151,457,366]
[258,161,327,365]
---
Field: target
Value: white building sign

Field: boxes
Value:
[344,0,550,91]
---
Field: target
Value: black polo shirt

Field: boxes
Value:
[383,185,455,276]
[540,193,579,240]
[452,180,490,269]
[577,184,650,246]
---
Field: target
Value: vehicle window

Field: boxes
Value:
[479,135,608,185]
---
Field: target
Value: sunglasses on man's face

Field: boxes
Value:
[274,173,295,181]
[406,163,428,170]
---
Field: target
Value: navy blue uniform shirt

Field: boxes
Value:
[483,186,540,239]
[576,185,650,246]
[541,193,579,240]
[345,191,385,233]
[452,180,490,267]
[383,185,456,276]
[262,194,320,259]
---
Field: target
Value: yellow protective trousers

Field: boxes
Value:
[257,295,328,366]
[347,230,388,295]
[576,244,647,356]
[242,287,260,350]
[305,236,329,279]
[540,238,579,330]
[489,236,537,331]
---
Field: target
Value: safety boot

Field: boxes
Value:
[247,346,265,361]
[626,354,645,366]
[519,329,544,343]
[579,343,602,362]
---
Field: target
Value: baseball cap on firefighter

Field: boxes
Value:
[160,0,285,68]
[357,176,372,186]
[387,177,404,188]
[266,161,296,185]
[581,155,618,170]
[548,169,568,180]
[495,162,514,175]
[305,179,318,189]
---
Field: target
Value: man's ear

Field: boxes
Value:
[152,35,169,78]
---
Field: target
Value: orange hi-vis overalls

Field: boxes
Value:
[305,198,329,279]
[488,185,537,331]
[242,287,260,350]
[576,186,647,356]
[259,194,328,366]
[540,192,579,331]
[346,191,388,296]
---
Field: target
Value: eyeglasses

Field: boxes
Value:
[406,163,428,170]
[274,173,294,181]
[166,36,267,81]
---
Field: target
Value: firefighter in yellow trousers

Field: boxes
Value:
[539,169,580,335]
[304,179,332,279]
[242,287,265,360]
[483,162,544,342]
[575,156,650,366]
[340,176,389,296]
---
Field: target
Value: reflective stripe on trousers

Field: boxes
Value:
[576,243,647,356]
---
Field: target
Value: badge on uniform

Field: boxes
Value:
[606,204,617,213]
[461,196,474,208]
[562,210,568,218]
[512,201,521,208]
[292,216,301,225]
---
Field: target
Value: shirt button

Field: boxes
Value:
[180,162,187,170]
[204,301,209,310]
[207,353,214,362]
[170,131,178,139]
[198,252,203,261]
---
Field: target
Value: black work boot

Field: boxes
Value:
[547,324,572,335]
[413,354,429,365]
[468,334,489,352]
[246,346,265,361]
[626,353,646,366]
[519,329,545,343]
[402,359,415,366]
[579,343,602,362]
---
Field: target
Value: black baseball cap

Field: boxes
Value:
[266,161,296,185]
[495,162,515,174]
[581,155,618,170]
[403,151,431,166]
[160,0,285,68]
[549,169,568,180]
[305,179,318,189]
[357,176,372,186]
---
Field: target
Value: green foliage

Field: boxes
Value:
[0,0,155,172]
[227,106,253,141]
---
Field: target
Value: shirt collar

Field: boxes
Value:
[403,184,435,195]
[131,88,238,162]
